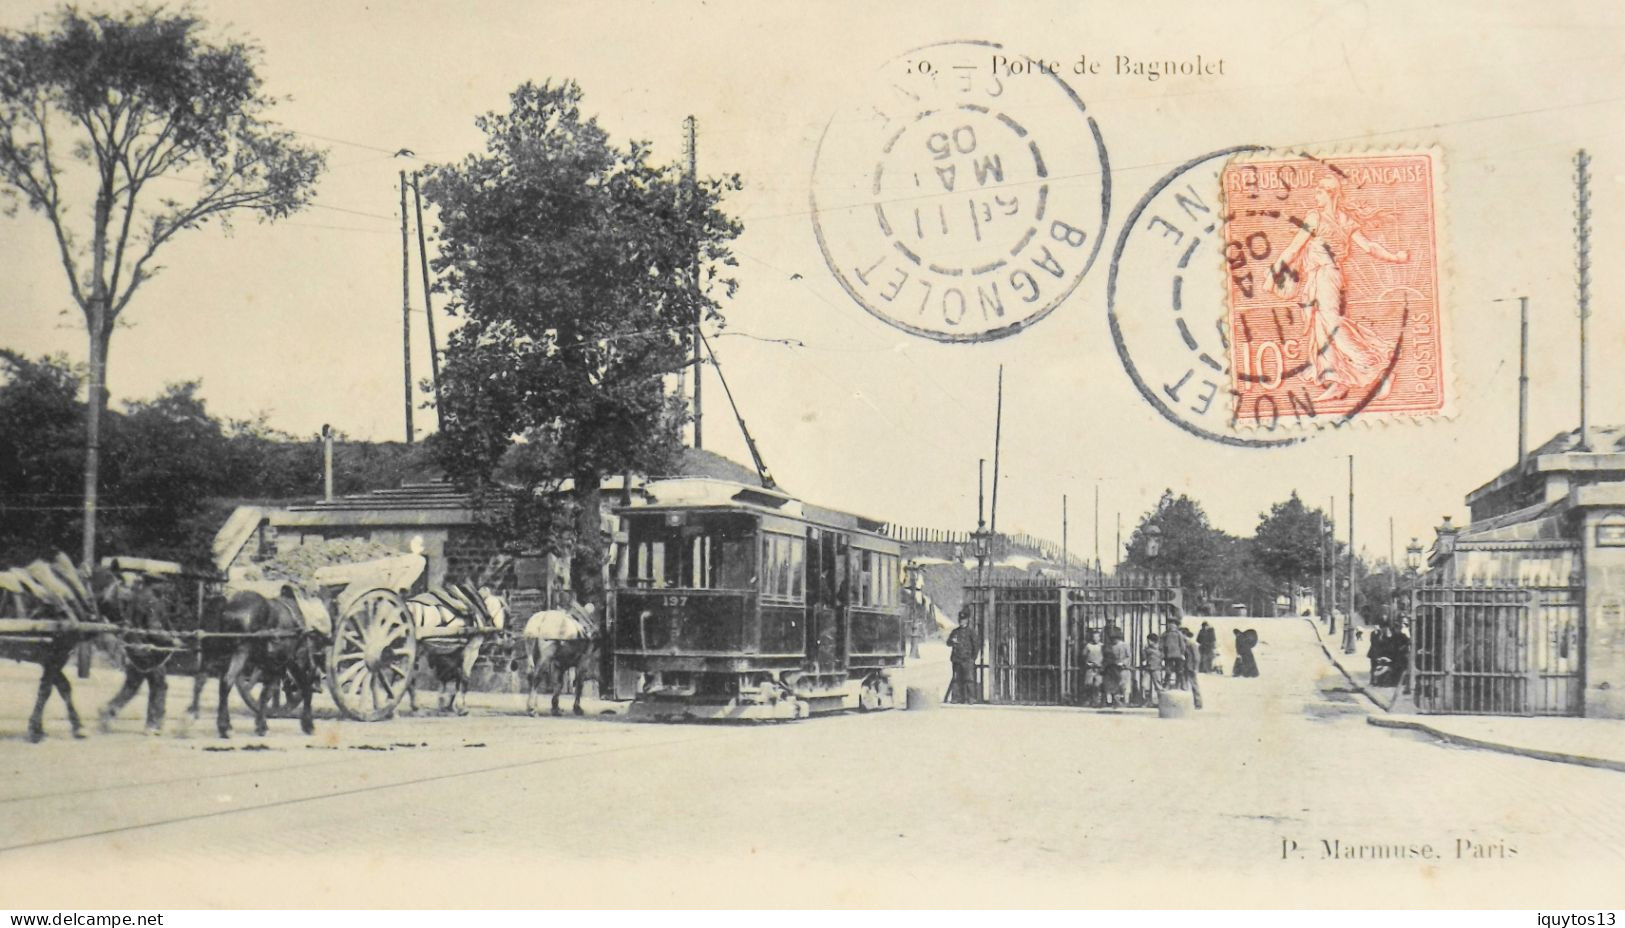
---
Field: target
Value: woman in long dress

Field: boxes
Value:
[1270,175,1411,402]
[1232,628,1260,678]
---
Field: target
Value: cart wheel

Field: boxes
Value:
[236,667,302,719]
[327,588,416,721]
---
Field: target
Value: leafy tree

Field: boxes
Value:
[423,80,742,605]
[1252,492,1329,594]
[0,6,324,565]
[0,351,85,562]
[1122,490,1225,608]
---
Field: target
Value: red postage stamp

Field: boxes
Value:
[1219,149,1446,427]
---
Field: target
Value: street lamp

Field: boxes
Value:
[1405,538,1423,573]
[1145,523,1163,559]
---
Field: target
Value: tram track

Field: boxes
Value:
[0,727,732,854]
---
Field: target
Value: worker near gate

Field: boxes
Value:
[1103,631,1130,708]
[1197,620,1218,674]
[1141,632,1164,704]
[1082,629,1105,708]
[1161,617,1203,709]
[945,607,978,704]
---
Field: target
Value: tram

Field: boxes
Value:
[610,478,907,720]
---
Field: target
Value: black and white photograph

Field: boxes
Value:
[1,0,1624,912]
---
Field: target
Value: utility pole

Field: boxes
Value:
[411,173,443,429]
[1345,456,1357,654]
[1093,481,1100,579]
[1518,295,1530,468]
[990,365,1004,535]
[1061,494,1069,583]
[399,171,414,444]
[1115,513,1121,576]
[1389,515,1397,623]
[1574,149,1592,451]
[686,115,703,450]
[1328,495,1337,634]
[977,459,986,532]
[1318,510,1326,620]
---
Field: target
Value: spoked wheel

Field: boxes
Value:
[327,588,416,721]
[236,667,303,719]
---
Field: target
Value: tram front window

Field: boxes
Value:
[623,513,757,591]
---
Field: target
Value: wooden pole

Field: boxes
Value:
[686,115,703,450]
[990,365,1004,535]
[411,173,442,429]
[1574,150,1592,452]
[1345,455,1357,653]
[1061,494,1068,583]
[399,171,414,444]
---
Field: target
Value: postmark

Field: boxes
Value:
[1220,149,1447,426]
[810,41,1111,343]
[1107,145,1304,447]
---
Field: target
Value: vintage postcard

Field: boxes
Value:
[1,0,1623,913]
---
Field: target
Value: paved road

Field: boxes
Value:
[2,618,1622,907]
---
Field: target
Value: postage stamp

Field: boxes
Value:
[1107,145,1306,448]
[1219,149,1447,426]
[810,41,1111,343]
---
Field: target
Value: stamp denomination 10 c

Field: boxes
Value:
[1220,149,1447,427]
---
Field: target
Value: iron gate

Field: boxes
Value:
[962,575,1183,706]
[1410,582,1583,716]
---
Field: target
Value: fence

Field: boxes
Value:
[1410,580,1584,716]
[962,574,1184,706]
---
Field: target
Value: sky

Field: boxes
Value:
[2,0,1623,566]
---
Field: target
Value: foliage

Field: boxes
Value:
[1122,490,1226,607]
[423,80,742,603]
[0,5,324,562]
[0,351,85,563]
[1252,492,1331,591]
[0,352,428,566]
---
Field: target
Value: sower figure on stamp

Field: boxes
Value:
[1269,174,1410,403]
[944,607,978,704]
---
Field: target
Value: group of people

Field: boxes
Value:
[1366,620,1411,688]
[943,609,1269,709]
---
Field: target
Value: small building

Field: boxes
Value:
[1417,426,1625,717]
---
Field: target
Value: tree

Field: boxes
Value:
[0,351,85,563]
[0,6,324,566]
[1122,490,1225,609]
[423,80,742,604]
[1252,492,1328,595]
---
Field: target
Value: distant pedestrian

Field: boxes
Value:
[1103,634,1130,708]
[1232,628,1260,678]
[1141,632,1163,704]
[1181,627,1198,688]
[1082,630,1105,708]
[1197,620,1217,674]
[945,609,979,704]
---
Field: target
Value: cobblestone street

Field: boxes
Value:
[2,618,1622,907]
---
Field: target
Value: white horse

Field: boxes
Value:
[522,604,600,717]
[403,584,508,714]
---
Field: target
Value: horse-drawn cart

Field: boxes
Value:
[0,553,455,736]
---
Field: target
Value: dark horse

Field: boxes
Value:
[0,555,127,742]
[187,588,321,739]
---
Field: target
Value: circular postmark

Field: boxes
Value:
[811,41,1110,343]
[1107,146,1299,448]
[1109,147,1423,447]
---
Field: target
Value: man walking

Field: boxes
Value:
[945,608,979,704]
[1197,620,1217,674]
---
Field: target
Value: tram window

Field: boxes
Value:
[760,532,806,603]
[629,540,667,589]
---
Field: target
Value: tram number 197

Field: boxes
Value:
[661,595,689,608]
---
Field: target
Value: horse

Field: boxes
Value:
[403,584,508,715]
[521,604,600,717]
[187,587,321,739]
[0,555,127,742]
